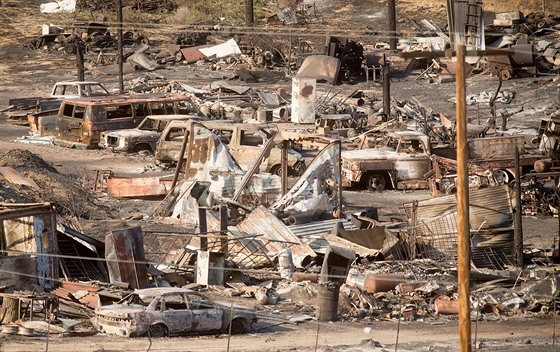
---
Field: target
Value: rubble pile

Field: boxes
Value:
[0,149,107,219]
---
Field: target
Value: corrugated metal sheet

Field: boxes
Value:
[403,185,513,231]
[234,206,316,258]
[51,281,101,309]
[403,186,514,268]
[288,219,356,237]
[105,227,149,289]
[0,167,39,189]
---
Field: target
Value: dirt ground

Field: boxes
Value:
[1,0,560,351]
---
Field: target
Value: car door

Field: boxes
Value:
[161,293,193,335]
[236,129,267,171]
[187,293,223,332]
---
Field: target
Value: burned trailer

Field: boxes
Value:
[54,93,196,149]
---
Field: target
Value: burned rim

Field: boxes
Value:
[366,173,387,192]
[229,318,246,335]
[149,323,168,338]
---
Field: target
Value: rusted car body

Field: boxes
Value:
[28,81,111,135]
[155,120,305,175]
[341,131,432,191]
[94,287,257,338]
[54,93,194,149]
[98,114,199,153]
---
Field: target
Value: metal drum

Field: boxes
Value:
[315,284,339,322]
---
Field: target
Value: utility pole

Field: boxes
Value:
[245,0,254,26]
[455,44,472,352]
[388,0,397,50]
[117,0,124,93]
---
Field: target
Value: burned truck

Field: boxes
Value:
[341,131,432,191]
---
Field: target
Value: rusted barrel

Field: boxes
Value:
[364,273,405,293]
[316,284,339,322]
[292,272,319,283]
[396,282,424,293]
[534,159,552,173]
[434,295,459,315]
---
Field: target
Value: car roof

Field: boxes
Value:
[143,114,201,121]
[134,287,197,297]
[62,93,189,106]
[54,81,105,85]
[168,120,271,131]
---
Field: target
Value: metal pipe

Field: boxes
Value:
[455,44,472,352]
[514,147,524,267]
[117,0,124,93]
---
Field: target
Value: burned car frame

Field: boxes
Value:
[94,287,257,338]
[155,120,305,175]
[54,93,195,149]
[341,131,432,191]
[98,114,200,153]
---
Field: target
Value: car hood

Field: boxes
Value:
[95,304,145,317]
[342,148,429,161]
[103,129,157,138]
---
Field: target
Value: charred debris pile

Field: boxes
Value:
[3,3,560,339]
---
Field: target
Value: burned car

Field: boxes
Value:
[155,120,305,175]
[94,287,257,338]
[99,114,199,153]
[54,93,195,148]
[341,131,432,191]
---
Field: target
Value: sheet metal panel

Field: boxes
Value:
[0,203,57,289]
[105,227,149,289]
[234,206,315,258]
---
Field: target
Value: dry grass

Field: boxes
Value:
[411,0,560,15]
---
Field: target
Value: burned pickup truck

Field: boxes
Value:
[342,131,432,191]
[94,287,257,338]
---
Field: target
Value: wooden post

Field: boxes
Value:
[455,44,472,352]
[514,147,524,267]
[117,0,124,93]
[220,205,228,253]
[281,140,288,196]
[199,207,207,250]
[245,0,254,26]
[3,296,20,323]
[383,65,391,117]
[337,140,343,219]
[388,0,397,50]
[171,127,189,190]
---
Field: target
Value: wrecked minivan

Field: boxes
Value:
[155,120,305,175]
[98,114,200,153]
[94,287,257,338]
[341,131,432,191]
[54,93,195,148]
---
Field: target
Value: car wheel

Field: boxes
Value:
[133,144,153,154]
[269,165,282,176]
[493,169,510,185]
[366,173,386,192]
[229,318,246,335]
[149,324,168,338]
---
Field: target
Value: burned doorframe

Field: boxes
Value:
[0,203,58,290]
